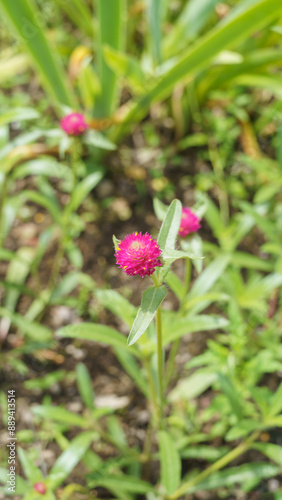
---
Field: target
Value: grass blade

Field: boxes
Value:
[117,0,282,134]
[0,0,76,106]
[54,0,94,37]
[94,0,126,117]
[146,0,162,64]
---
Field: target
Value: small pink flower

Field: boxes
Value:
[115,232,162,278]
[60,112,88,136]
[178,207,201,237]
[34,483,46,494]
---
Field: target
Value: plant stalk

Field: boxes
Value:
[143,355,160,427]
[164,258,191,387]
[156,305,164,428]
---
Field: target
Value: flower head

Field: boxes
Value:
[34,483,47,495]
[178,207,201,237]
[60,112,88,136]
[115,232,162,278]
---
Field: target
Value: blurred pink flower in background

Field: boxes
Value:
[178,207,201,237]
[34,483,47,494]
[60,112,88,136]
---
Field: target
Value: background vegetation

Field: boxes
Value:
[0,0,282,499]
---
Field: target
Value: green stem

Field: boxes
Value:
[0,175,8,248]
[71,137,80,189]
[143,355,159,426]
[169,431,260,500]
[164,258,191,388]
[156,305,164,428]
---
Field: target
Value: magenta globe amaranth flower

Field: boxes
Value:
[115,232,162,278]
[178,207,201,237]
[60,112,88,136]
[34,483,46,495]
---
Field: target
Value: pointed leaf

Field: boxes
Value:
[158,430,181,494]
[76,363,95,410]
[49,432,96,488]
[57,323,127,349]
[157,199,182,250]
[128,286,166,346]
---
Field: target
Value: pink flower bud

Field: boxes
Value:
[60,112,88,136]
[34,482,46,494]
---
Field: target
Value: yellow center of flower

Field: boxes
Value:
[131,241,143,250]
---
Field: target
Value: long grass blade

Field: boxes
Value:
[0,0,76,107]
[146,0,162,64]
[54,0,94,37]
[116,0,282,136]
[94,0,126,118]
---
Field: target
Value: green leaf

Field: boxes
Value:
[232,251,273,271]
[252,443,282,467]
[226,420,262,441]
[0,467,28,496]
[53,0,94,37]
[114,347,149,396]
[186,462,279,494]
[158,431,181,494]
[146,0,162,64]
[94,289,137,326]
[57,323,127,349]
[165,272,185,301]
[254,184,282,204]
[0,107,39,126]
[189,254,231,299]
[239,201,276,240]
[153,197,169,221]
[95,0,126,117]
[103,45,146,92]
[157,199,182,250]
[69,171,104,212]
[88,474,154,494]
[65,241,83,269]
[18,447,43,483]
[84,130,117,151]
[0,249,17,261]
[181,446,230,462]
[127,286,167,346]
[164,0,221,56]
[0,308,52,341]
[13,158,72,181]
[0,0,75,106]
[32,405,89,428]
[169,371,218,401]
[162,249,203,264]
[49,432,96,488]
[268,383,282,417]
[217,373,244,420]
[181,234,204,273]
[0,247,35,338]
[107,415,127,448]
[25,371,68,391]
[163,314,229,346]
[76,363,95,410]
[21,190,62,225]
[118,0,282,133]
